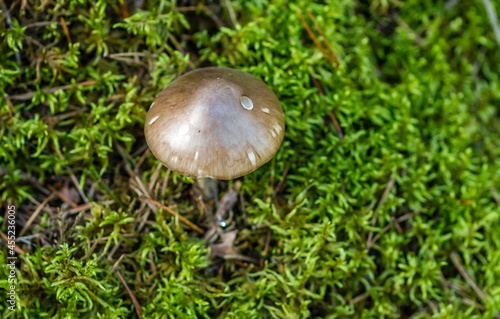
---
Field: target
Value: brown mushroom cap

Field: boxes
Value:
[144,67,285,180]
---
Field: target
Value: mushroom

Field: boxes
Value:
[144,67,285,185]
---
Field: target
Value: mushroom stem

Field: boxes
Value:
[197,178,219,201]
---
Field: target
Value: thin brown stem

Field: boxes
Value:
[295,8,334,65]
[272,165,290,199]
[6,80,97,100]
[0,231,26,254]
[328,110,344,142]
[60,17,72,44]
[306,8,340,65]
[141,197,204,234]
[46,185,78,209]
[19,193,56,237]
[161,168,171,195]
[367,211,418,250]
[69,173,90,204]
[450,252,487,304]
[366,178,396,248]
[115,269,143,319]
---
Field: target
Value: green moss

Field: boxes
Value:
[1,0,500,318]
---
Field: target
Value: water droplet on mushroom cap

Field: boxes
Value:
[144,67,285,180]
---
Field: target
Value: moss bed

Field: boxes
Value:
[1,0,500,318]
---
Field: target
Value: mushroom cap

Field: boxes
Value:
[145,67,285,180]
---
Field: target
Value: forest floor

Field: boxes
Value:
[1,0,500,318]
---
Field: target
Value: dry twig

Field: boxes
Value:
[135,149,150,173]
[450,252,487,304]
[272,165,290,199]
[19,193,56,237]
[6,80,97,100]
[224,0,238,27]
[47,185,78,209]
[295,8,340,66]
[60,17,72,44]
[0,231,26,254]
[160,168,171,196]
[352,291,370,305]
[148,163,163,194]
[140,197,204,234]
[2,2,21,63]
[328,110,344,142]
[366,178,396,248]
[69,173,90,204]
[295,8,333,64]
[25,21,70,28]
[114,260,143,319]
[305,8,340,65]
[367,211,418,250]
[310,76,344,141]
[148,249,157,274]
